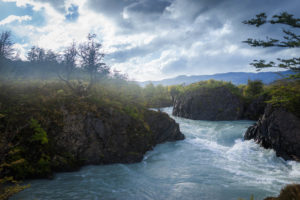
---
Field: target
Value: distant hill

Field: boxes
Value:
[139,71,293,86]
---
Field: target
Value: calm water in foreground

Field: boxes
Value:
[12,107,300,200]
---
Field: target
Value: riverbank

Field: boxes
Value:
[10,108,300,200]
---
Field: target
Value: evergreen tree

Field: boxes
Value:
[243,12,300,77]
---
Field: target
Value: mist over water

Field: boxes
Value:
[12,107,300,200]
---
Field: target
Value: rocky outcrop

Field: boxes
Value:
[264,184,300,200]
[173,86,244,120]
[144,110,184,144]
[49,107,184,170]
[242,94,268,120]
[244,104,300,161]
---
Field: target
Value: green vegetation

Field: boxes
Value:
[238,195,254,200]
[167,79,265,102]
[168,79,242,99]
[143,83,171,107]
[0,30,174,199]
[168,78,300,118]
[266,80,300,117]
[180,79,240,94]
[0,176,29,200]
[264,184,300,200]
[243,80,264,100]
[0,116,52,180]
[243,12,300,116]
[0,78,171,180]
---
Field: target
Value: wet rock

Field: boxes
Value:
[50,107,184,168]
[144,110,184,144]
[244,104,300,161]
[264,184,300,200]
[173,86,244,121]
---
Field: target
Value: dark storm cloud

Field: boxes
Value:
[87,0,173,32]
[88,0,172,15]
[125,0,172,14]
[87,0,135,18]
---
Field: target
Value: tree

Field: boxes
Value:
[243,79,264,99]
[243,12,300,75]
[27,47,59,63]
[57,42,82,95]
[61,41,77,81]
[0,31,14,59]
[144,83,156,99]
[113,69,128,80]
[44,50,58,63]
[27,46,46,63]
[168,85,181,102]
[79,33,110,90]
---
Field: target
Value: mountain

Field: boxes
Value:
[139,71,293,86]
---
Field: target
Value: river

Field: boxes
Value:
[12,107,300,200]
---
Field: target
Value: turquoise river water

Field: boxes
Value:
[12,107,300,200]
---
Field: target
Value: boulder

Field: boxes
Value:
[244,104,300,161]
[144,110,184,144]
[49,107,184,169]
[173,86,244,120]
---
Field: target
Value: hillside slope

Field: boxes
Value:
[140,71,293,86]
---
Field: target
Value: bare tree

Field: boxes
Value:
[57,34,109,96]
[58,41,94,96]
[27,46,46,63]
[57,42,80,94]
[45,50,58,63]
[0,31,14,59]
[79,33,109,90]
[27,46,37,62]
[62,41,77,81]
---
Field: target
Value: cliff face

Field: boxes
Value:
[173,86,244,121]
[144,110,184,144]
[0,101,184,179]
[172,86,268,121]
[244,104,300,161]
[242,94,268,120]
[49,107,184,171]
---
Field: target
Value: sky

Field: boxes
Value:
[0,0,299,81]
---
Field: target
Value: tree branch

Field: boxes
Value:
[250,58,300,72]
[270,12,300,28]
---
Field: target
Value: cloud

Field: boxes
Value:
[1,0,300,81]
[0,15,32,25]
[1,0,65,12]
[124,0,171,16]
[1,0,32,7]
[87,0,134,22]
[162,58,188,74]
[12,43,28,60]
